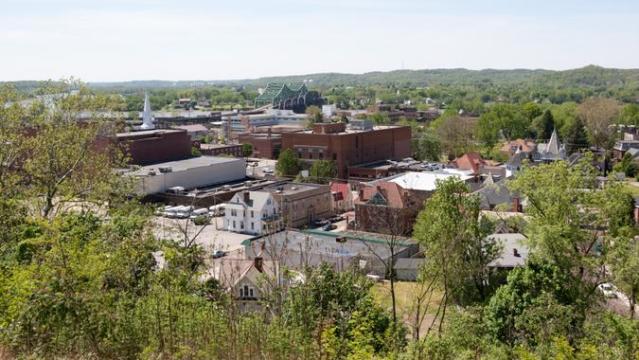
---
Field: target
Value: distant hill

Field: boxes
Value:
[4,65,639,92]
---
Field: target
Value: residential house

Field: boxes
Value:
[487,233,529,270]
[225,191,281,235]
[613,139,639,161]
[475,175,519,211]
[330,182,354,213]
[500,139,537,158]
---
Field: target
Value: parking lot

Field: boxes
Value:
[152,216,254,254]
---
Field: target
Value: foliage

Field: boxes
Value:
[276,148,301,176]
[413,129,442,162]
[306,160,338,183]
[241,143,253,157]
[613,152,638,177]
[577,97,621,150]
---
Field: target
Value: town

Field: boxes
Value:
[2,0,639,358]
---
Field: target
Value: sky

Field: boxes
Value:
[1,0,639,81]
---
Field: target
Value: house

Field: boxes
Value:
[537,129,566,162]
[355,171,475,235]
[204,257,300,312]
[330,182,354,213]
[224,191,281,235]
[613,139,639,161]
[487,233,529,270]
[454,152,485,175]
[501,139,537,158]
[475,175,519,211]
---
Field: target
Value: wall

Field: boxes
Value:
[118,130,192,165]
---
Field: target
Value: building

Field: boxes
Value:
[355,171,475,235]
[454,152,485,175]
[330,182,354,213]
[173,124,210,141]
[394,258,426,281]
[613,139,639,160]
[116,129,192,165]
[199,143,243,157]
[487,233,529,270]
[237,132,282,159]
[126,156,246,195]
[225,191,281,235]
[203,257,297,312]
[261,182,333,228]
[500,139,537,158]
[243,229,419,277]
[474,175,519,211]
[281,121,411,178]
[537,129,566,162]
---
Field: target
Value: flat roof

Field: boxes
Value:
[200,143,242,149]
[386,171,474,192]
[261,182,325,195]
[116,129,185,138]
[127,156,244,176]
[297,124,406,135]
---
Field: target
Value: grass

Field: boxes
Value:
[371,281,444,337]
[623,181,639,196]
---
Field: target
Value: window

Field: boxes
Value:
[319,152,324,160]
[240,221,244,229]
[251,222,254,230]
[249,288,254,298]
[232,220,236,228]
[333,153,337,160]
[239,288,243,297]
[231,209,237,216]
[243,285,249,298]
[250,210,254,218]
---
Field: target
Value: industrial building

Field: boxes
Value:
[126,156,246,195]
[116,129,192,165]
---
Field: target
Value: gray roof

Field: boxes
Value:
[127,156,244,176]
[228,191,273,210]
[487,233,528,268]
[475,180,514,210]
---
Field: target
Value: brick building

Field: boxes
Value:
[237,132,282,159]
[281,121,411,179]
[199,143,243,157]
[261,182,332,228]
[116,129,192,165]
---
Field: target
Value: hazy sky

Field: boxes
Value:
[2,0,638,81]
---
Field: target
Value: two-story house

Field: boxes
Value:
[224,191,281,235]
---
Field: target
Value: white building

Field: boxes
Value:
[225,191,281,235]
[127,156,246,195]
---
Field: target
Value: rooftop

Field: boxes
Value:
[385,171,474,192]
[261,182,325,196]
[116,129,185,138]
[127,156,244,176]
[487,233,529,268]
[297,124,406,135]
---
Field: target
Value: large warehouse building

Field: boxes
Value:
[127,156,246,195]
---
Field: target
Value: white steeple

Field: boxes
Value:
[140,92,155,130]
[546,129,560,156]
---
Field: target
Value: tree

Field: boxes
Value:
[610,234,639,318]
[613,152,638,177]
[533,109,555,141]
[413,178,498,333]
[305,105,323,128]
[477,104,529,147]
[414,129,442,162]
[435,116,478,159]
[577,97,620,150]
[276,148,301,176]
[307,160,337,183]
[241,143,253,158]
[619,104,639,126]
[563,117,589,155]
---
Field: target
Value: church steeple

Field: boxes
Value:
[140,92,155,130]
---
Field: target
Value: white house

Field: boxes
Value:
[224,191,281,235]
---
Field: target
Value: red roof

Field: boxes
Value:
[358,181,406,208]
[330,182,350,202]
[454,152,485,174]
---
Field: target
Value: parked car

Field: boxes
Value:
[329,215,345,223]
[174,205,193,219]
[190,208,209,220]
[597,283,618,298]
[209,204,225,217]
[212,250,226,259]
[313,219,329,227]
[322,223,336,231]
[163,206,181,218]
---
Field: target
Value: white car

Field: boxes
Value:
[597,283,618,298]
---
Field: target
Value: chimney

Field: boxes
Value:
[243,191,250,204]
[512,196,521,212]
[254,257,264,272]
[513,248,520,257]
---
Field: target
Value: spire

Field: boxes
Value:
[140,92,155,130]
[546,129,560,156]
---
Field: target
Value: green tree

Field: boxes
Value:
[613,152,638,177]
[413,178,499,333]
[308,160,337,183]
[610,234,639,318]
[532,109,555,141]
[305,105,323,128]
[241,143,253,158]
[414,129,442,162]
[276,148,301,176]
[564,116,589,155]
[577,97,620,150]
